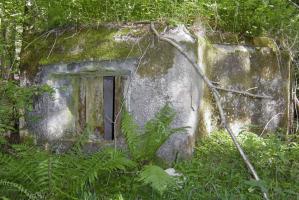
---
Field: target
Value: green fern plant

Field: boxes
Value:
[0,105,184,198]
[122,104,185,162]
[0,180,41,200]
[121,104,185,194]
[138,165,175,195]
[121,110,141,160]
[0,138,135,199]
[0,142,65,199]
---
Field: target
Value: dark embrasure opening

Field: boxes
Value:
[103,76,115,140]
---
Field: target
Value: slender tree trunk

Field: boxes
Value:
[3,0,29,143]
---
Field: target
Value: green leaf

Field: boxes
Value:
[121,108,141,160]
[138,165,176,195]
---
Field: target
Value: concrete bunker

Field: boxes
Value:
[21,24,292,162]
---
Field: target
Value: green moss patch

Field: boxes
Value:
[137,40,175,77]
[20,26,147,80]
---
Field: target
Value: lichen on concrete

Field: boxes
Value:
[20,25,149,81]
[202,41,291,135]
[137,39,175,77]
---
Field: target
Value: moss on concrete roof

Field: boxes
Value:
[20,25,149,80]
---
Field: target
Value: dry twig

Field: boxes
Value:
[289,0,299,9]
[214,86,272,99]
[260,113,284,136]
[47,33,57,59]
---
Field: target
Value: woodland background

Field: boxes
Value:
[0,1,299,199]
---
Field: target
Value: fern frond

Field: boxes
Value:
[0,150,37,187]
[141,105,178,160]
[0,153,13,166]
[0,180,42,200]
[0,143,75,199]
[103,148,137,172]
[138,165,175,195]
[121,105,186,162]
[61,148,135,195]
[69,126,93,154]
[121,109,141,160]
[35,156,60,190]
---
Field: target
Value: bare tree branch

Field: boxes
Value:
[150,22,269,200]
[214,86,273,99]
[47,33,57,59]
[260,113,284,136]
[289,0,299,9]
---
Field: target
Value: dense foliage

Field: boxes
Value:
[103,131,299,199]
[1,131,298,199]
[173,132,299,199]
[0,80,52,134]
[2,0,298,36]
[0,106,180,199]
[1,0,298,70]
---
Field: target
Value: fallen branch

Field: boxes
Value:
[214,86,273,99]
[153,29,272,100]
[150,22,269,200]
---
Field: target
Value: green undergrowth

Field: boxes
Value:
[96,131,299,200]
[170,131,299,200]
[0,80,53,134]
[0,130,298,199]
[0,105,180,199]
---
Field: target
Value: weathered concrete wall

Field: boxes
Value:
[21,24,292,162]
[128,26,202,162]
[27,60,135,145]
[21,25,146,148]
[199,44,291,136]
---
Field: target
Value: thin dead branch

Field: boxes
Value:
[260,113,284,136]
[150,22,269,200]
[47,33,57,59]
[289,0,299,9]
[214,86,273,99]
[294,95,299,111]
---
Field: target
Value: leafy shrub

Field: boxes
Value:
[0,130,298,199]
[25,0,298,38]
[0,80,53,134]
[3,0,297,37]
[78,130,299,199]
